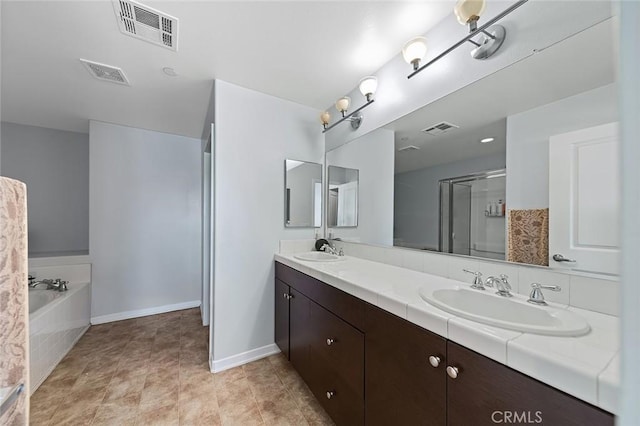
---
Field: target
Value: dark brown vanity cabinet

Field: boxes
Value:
[274,278,290,359]
[275,262,614,426]
[365,304,447,425]
[275,263,365,425]
[446,342,614,426]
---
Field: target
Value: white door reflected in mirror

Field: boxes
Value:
[328,166,359,228]
[549,122,620,275]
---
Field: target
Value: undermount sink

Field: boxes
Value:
[420,287,590,337]
[293,251,344,262]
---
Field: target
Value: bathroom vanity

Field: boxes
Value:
[274,258,615,426]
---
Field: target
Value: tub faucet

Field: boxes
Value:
[29,278,68,292]
[485,274,513,297]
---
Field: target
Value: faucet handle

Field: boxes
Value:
[499,274,512,290]
[463,269,485,290]
[527,283,561,306]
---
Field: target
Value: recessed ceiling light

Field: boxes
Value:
[480,137,495,143]
[163,67,178,77]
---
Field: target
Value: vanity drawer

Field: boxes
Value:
[306,347,365,426]
[308,300,365,395]
[276,262,365,330]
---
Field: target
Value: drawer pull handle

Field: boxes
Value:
[428,355,441,368]
[326,338,335,346]
[446,366,459,379]
[326,391,335,400]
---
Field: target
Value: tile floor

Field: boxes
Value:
[30,308,333,426]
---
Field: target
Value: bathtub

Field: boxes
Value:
[29,281,91,394]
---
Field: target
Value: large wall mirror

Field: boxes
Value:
[328,165,359,228]
[285,159,322,228]
[325,18,619,275]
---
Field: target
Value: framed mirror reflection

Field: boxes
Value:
[284,159,322,228]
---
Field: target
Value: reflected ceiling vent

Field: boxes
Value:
[421,121,459,136]
[80,59,130,86]
[398,145,420,152]
[112,0,178,51]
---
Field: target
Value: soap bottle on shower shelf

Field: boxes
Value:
[501,200,506,216]
[497,200,504,217]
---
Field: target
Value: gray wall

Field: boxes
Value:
[89,121,202,320]
[394,152,505,250]
[0,122,89,256]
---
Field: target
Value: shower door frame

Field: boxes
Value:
[438,168,507,254]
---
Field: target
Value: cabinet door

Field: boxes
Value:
[446,342,613,426]
[289,287,311,380]
[274,279,290,359]
[307,301,364,426]
[365,304,447,426]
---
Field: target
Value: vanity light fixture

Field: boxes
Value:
[480,137,495,143]
[358,76,378,102]
[402,37,428,71]
[321,77,377,133]
[320,111,331,130]
[406,0,528,79]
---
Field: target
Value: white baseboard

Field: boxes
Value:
[210,344,281,373]
[91,300,201,324]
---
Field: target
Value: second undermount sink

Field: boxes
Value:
[294,251,344,262]
[420,287,590,337]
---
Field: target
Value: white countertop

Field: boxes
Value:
[275,253,619,414]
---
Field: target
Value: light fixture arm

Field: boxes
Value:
[408,0,528,79]
[322,99,374,133]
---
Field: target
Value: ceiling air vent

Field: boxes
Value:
[80,59,130,86]
[398,145,420,152]
[112,0,178,51]
[421,121,459,136]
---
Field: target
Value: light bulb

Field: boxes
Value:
[358,76,378,102]
[402,36,427,70]
[320,111,331,126]
[454,0,486,25]
[335,96,351,115]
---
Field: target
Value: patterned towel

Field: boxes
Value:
[507,208,549,266]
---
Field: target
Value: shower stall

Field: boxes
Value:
[439,169,507,260]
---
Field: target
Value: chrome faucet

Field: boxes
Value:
[527,283,561,306]
[320,243,340,256]
[28,277,68,292]
[463,269,485,290]
[485,274,513,297]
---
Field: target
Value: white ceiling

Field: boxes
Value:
[0,0,455,138]
[389,18,616,174]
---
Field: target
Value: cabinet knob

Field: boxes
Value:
[446,366,459,379]
[428,355,441,368]
[326,338,335,346]
[326,391,335,400]
[283,293,292,300]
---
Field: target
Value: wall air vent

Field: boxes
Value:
[112,0,178,51]
[398,145,420,152]
[421,121,459,136]
[80,59,130,86]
